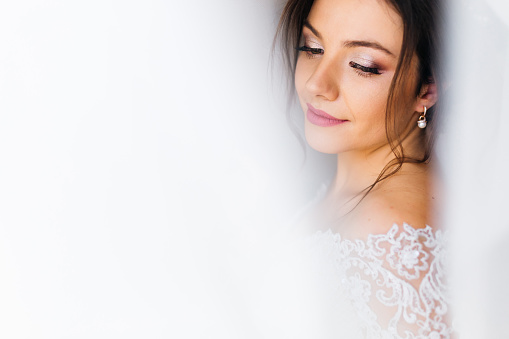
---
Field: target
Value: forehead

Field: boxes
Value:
[307,0,403,55]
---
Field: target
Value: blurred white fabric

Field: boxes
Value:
[0,1,315,338]
[442,0,509,337]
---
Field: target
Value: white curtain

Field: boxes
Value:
[443,0,509,337]
[0,1,308,338]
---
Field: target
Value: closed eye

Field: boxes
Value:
[296,46,324,58]
[349,61,381,76]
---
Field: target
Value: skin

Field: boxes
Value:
[294,0,439,237]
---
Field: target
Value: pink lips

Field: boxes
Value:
[306,103,347,127]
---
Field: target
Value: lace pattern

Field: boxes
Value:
[309,223,453,338]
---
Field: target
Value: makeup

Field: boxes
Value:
[306,103,347,127]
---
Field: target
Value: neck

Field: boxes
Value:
[330,146,394,198]
[328,129,426,201]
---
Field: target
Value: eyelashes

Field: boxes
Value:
[348,61,381,77]
[296,46,324,58]
[296,45,382,77]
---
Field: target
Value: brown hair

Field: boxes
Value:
[275,0,444,196]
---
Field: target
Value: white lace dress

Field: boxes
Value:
[308,223,453,338]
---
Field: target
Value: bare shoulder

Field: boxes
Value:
[341,174,435,240]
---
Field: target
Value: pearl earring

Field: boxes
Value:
[417,106,427,129]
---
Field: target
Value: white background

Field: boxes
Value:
[444,0,509,337]
[0,1,318,337]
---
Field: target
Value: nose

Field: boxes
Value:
[305,58,340,101]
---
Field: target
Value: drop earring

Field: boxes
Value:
[417,106,427,129]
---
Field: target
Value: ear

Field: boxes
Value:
[413,82,438,113]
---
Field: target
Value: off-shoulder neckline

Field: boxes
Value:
[312,223,443,243]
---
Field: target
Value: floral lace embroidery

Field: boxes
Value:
[310,223,453,338]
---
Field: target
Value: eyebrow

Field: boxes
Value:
[303,20,322,39]
[303,20,395,57]
[343,40,395,57]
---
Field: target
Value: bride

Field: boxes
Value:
[275,0,453,337]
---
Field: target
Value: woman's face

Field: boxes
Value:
[295,0,417,155]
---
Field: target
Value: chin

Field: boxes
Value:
[305,128,345,155]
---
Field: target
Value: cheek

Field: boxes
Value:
[294,58,310,102]
[294,65,304,97]
[346,76,391,123]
